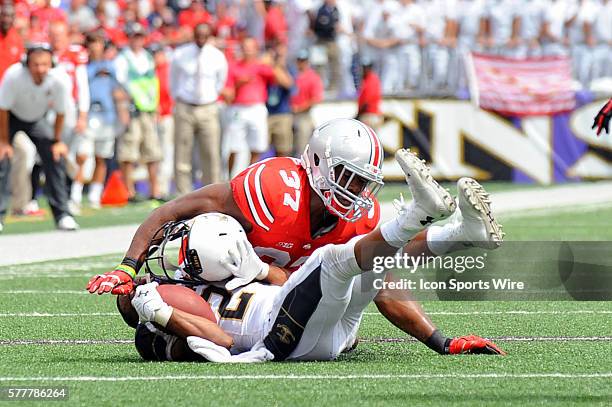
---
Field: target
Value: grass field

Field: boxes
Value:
[1,188,611,406]
[1,181,547,235]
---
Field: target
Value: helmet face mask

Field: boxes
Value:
[144,213,245,285]
[144,219,206,286]
[302,118,384,222]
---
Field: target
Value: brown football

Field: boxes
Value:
[157,284,217,323]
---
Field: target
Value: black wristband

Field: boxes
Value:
[121,256,139,272]
[424,329,451,355]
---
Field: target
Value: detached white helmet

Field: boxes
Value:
[144,213,247,284]
[301,118,384,222]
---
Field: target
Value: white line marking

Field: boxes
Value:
[363,310,612,316]
[2,336,611,346]
[361,337,612,343]
[0,290,88,295]
[0,313,116,317]
[0,310,610,317]
[0,340,132,345]
[0,373,611,382]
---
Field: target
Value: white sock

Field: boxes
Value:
[88,182,104,204]
[426,223,464,256]
[70,182,83,204]
[380,202,426,248]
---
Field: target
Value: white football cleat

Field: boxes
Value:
[395,149,456,227]
[0,221,3,233]
[56,215,80,231]
[454,177,504,249]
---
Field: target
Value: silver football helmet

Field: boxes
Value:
[301,118,385,222]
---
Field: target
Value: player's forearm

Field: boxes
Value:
[53,114,65,142]
[125,184,233,268]
[0,109,8,143]
[374,273,437,342]
[167,308,234,349]
[265,265,290,286]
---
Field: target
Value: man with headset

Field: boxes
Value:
[0,44,79,232]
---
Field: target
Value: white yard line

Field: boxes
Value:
[0,313,116,317]
[1,181,612,267]
[0,309,610,317]
[0,290,88,295]
[364,310,612,316]
[0,373,610,382]
[2,337,611,346]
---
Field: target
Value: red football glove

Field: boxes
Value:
[87,266,135,295]
[448,335,506,355]
[592,98,612,136]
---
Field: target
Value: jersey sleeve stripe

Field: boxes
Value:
[243,166,270,231]
[254,164,275,224]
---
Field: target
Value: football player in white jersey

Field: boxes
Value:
[481,0,521,55]
[128,150,506,362]
[567,0,598,86]
[421,0,457,90]
[591,0,612,80]
[514,0,547,58]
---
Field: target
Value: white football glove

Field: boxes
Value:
[131,282,173,327]
[187,336,274,363]
[222,238,270,291]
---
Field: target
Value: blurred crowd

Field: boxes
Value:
[0,0,611,230]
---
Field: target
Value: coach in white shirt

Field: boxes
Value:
[0,45,78,232]
[170,23,227,195]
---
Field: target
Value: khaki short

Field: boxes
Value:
[268,113,293,155]
[117,112,162,163]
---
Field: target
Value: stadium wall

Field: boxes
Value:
[311,98,612,184]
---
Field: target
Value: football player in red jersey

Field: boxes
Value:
[88,118,504,355]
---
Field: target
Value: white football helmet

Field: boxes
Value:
[301,118,385,222]
[144,213,247,284]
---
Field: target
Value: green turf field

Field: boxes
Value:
[1,195,611,406]
[1,181,546,235]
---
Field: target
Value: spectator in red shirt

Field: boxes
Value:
[178,0,212,29]
[222,37,287,173]
[94,7,127,47]
[0,4,23,80]
[214,1,236,40]
[291,49,324,156]
[30,0,67,40]
[263,0,287,49]
[357,58,382,130]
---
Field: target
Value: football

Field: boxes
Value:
[157,284,217,323]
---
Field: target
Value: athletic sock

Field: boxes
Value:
[88,182,104,205]
[426,223,464,256]
[380,202,427,248]
[70,182,83,204]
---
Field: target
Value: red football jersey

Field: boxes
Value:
[231,157,380,272]
[56,45,88,102]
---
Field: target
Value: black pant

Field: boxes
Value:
[0,112,69,222]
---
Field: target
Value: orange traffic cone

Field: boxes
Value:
[101,170,129,207]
